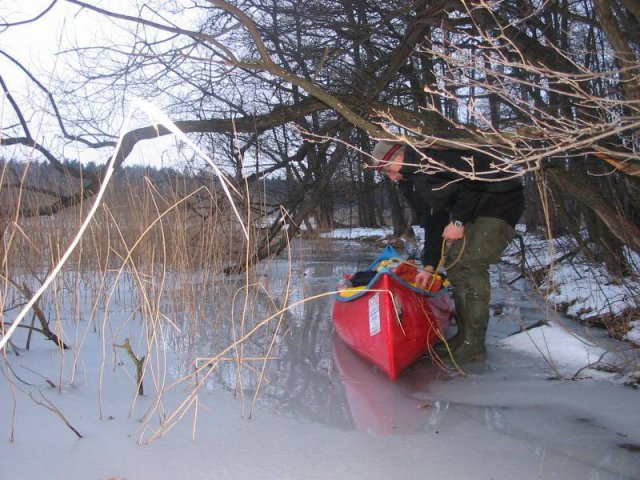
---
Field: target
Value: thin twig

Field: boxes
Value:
[27,391,83,438]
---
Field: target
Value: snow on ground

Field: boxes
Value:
[510,233,640,347]
[625,321,640,345]
[497,322,610,379]
[322,226,393,241]
[507,232,640,321]
[545,262,633,318]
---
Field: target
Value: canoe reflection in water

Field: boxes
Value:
[332,332,441,435]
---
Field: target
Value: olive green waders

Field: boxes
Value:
[436,217,516,362]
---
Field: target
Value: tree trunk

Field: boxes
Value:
[546,167,640,254]
[385,181,411,237]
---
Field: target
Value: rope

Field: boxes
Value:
[376,234,467,291]
[431,331,466,375]
[426,235,466,290]
[442,234,466,270]
[431,235,468,374]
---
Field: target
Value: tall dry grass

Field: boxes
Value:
[0,157,306,441]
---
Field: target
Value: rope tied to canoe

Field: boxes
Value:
[425,235,466,290]
[374,234,466,292]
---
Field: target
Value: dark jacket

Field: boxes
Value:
[400,147,524,267]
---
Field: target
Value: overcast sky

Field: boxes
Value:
[1,1,187,167]
[2,1,88,94]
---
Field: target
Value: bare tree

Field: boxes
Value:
[2,0,639,274]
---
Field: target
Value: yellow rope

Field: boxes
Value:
[376,233,466,291]
[441,235,466,271]
[431,330,466,375]
[426,235,466,290]
[432,235,468,374]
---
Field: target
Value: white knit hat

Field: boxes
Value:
[371,141,403,171]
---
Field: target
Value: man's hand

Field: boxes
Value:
[415,267,435,289]
[443,221,464,241]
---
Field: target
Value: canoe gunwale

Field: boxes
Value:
[333,268,449,303]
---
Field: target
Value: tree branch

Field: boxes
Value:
[0,0,58,28]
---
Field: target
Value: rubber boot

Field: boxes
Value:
[448,290,488,363]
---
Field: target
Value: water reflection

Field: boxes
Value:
[332,332,439,434]
[166,239,524,434]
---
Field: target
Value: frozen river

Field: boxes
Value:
[2,238,639,480]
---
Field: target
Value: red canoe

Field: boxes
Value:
[332,246,454,380]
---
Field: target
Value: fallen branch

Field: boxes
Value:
[1,278,70,350]
[520,246,582,286]
[571,349,609,380]
[21,365,57,388]
[507,319,550,336]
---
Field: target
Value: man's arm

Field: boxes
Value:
[422,209,449,268]
[448,187,482,225]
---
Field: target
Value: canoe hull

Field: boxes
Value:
[332,271,453,380]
